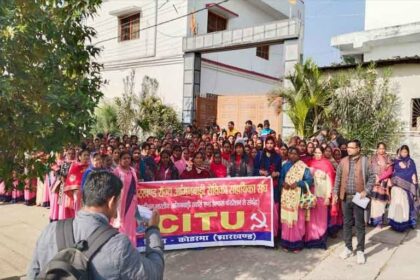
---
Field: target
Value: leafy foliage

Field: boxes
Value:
[268,59,334,137]
[113,70,182,139]
[0,0,103,182]
[91,101,119,136]
[329,64,402,152]
[136,95,183,139]
[115,70,138,135]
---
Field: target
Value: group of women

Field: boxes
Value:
[0,124,418,252]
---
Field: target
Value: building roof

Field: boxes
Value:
[319,56,420,71]
[331,21,420,55]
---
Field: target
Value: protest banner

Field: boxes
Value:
[136,177,274,250]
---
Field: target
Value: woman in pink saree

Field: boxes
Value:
[113,151,138,247]
[306,147,337,249]
[11,170,24,203]
[369,142,392,227]
[24,177,37,206]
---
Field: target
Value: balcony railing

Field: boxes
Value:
[183,19,301,53]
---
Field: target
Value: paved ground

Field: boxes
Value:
[0,203,419,280]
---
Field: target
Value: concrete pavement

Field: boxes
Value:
[0,203,418,280]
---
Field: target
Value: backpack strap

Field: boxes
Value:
[84,225,119,260]
[56,218,75,251]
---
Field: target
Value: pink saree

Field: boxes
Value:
[113,166,138,247]
[306,158,336,248]
[11,179,24,203]
[24,178,38,206]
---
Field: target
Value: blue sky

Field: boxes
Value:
[303,0,365,66]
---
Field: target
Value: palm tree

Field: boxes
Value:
[92,101,119,135]
[268,59,333,137]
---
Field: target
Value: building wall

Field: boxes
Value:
[189,0,286,78]
[90,0,298,129]
[200,62,277,96]
[89,0,187,107]
[364,40,420,62]
[365,0,420,30]
[100,61,185,114]
[386,64,420,131]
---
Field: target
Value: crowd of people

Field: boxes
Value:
[1,119,419,265]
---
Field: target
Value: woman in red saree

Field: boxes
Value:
[306,147,337,249]
[113,151,138,246]
[60,149,90,219]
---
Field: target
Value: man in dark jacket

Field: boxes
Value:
[28,171,164,279]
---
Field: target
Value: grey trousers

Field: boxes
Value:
[342,196,366,252]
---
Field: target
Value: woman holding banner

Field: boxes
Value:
[257,136,282,238]
[280,147,313,252]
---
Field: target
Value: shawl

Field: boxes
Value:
[392,156,418,196]
[309,158,336,214]
[64,162,88,192]
[210,162,227,178]
[281,161,306,227]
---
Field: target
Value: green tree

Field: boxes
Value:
[329,64,402,152]
[91,101,119,136]
[115,70,138,135]
[114,71,183,139]
[269,59,333,137]
[136,95,183,139]
[0,0,103,183]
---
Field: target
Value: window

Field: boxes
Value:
[207,11,227,33]
[256,45,269,60]
[412,98,420,128]
[119,13,140,41]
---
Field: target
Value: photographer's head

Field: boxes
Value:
[82,171,122,220]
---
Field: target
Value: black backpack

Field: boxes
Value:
[38,218,118,280]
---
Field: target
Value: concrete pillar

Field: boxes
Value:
[182,52,201,125]
[282,38,301,137]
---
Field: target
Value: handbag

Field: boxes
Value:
[299,182,317,210]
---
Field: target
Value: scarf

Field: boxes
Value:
[210,162,227,178]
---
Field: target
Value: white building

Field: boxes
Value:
[330,0,420,157]
[89,0,304,134]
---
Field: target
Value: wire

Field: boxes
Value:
[92,0,230,46]
[98,21,297,58]
[91,2,188,32]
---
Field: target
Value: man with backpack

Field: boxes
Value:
[27,170,164,279]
